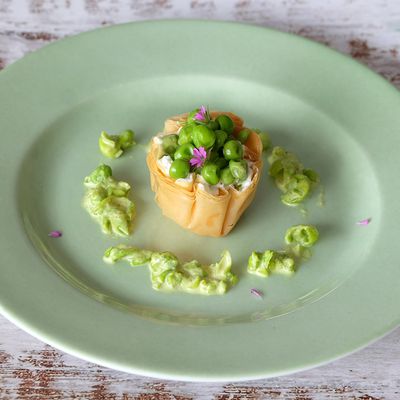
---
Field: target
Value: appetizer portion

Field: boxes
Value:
[83,164,135,236]
[146,106,264,237]
[104,246,237,295]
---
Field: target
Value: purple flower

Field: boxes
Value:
[48,230,62,238]
[250,288,264,299]
[194,105,207,121]
[190,147,207,168]
[356,218,371,226]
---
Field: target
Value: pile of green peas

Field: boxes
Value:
[160,108,251,186]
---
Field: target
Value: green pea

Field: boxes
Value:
[223,140,243,161]
[165,271,183,288]
[162,134,179,156]
[169,159,190,180]
[269,158,300,192]
[174,143,195,161]
[215,130,228,149]
[119,129,136,150]
[221,167,235,185]
[285,224,319,247]
[192,125,216,149]
[207,120,220,130]
[281,174,311,206]
[269,253,296,276]
[229,160,248,182]
[98,132,123,159]
[268,146,289,165]
[237,128,251,144]
[269,159,285,179]
[303,168,320,186]
[201,163,220,185]
[215,157,228,169]
[87,164,112,184]
[216,115,234,134]
[178,125,194,145]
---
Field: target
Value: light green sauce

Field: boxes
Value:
[247,224,319,278]
[248,250,296,277]
[83,164,135,236]
[99,129,136,159]
[104,246,238,295]
[285,224,319,248]
[268,146,320,206]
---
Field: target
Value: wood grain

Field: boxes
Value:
[1,0,400,398]
[1,313,400,399]
[1,0,400,87]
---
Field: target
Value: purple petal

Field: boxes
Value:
[198,146,207,159]
[250,288,263,298]
[48,230,62,238]
[356,218,371,226]
[190,157,202,167]
[194,113,205,121]
[199,105,207,115]
[193,148,201,157]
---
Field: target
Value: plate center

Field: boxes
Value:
[18,75,381,325]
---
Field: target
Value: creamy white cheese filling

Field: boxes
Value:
[196,175,220,195]
[157,154,173,175]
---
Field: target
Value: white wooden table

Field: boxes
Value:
[1,1,400,398]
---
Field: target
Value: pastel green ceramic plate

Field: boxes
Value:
[1,20,400,381]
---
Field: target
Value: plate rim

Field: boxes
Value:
[1,19,400,381]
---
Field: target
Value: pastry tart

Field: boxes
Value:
[146,108,263,237]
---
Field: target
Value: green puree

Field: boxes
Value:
[83,164,135,237]
[268,146,319,206]
[248,224,319,278]
[285,224,319,248]
[99,129,136,159]
[104,246,238,295]
[248,250,296,277]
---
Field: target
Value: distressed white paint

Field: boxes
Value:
[1,0,400,398]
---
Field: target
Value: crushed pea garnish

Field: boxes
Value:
[104,246,238,295]
[268,146,319,206]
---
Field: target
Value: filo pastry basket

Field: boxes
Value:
[147,111,263,237]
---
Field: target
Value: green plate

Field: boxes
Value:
[1,20,399,381]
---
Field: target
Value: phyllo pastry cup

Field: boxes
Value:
[146,111,263,237]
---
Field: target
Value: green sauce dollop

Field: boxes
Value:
[248,250,296,277]
[83,164,135,236]
[99,130,136,159]
[268,146,319,206]
[247,224,319,278]
[104,246,238,295]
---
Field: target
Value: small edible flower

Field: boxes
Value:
[48,230,62,238]
[194,105,207,121]
[190,146,207,168]
[250,288,264,299]
[356,218,371,226]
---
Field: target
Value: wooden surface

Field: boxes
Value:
[1,0,400,398]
